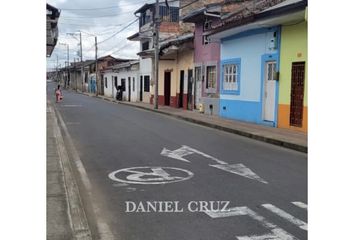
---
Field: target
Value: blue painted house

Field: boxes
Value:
[209,0,307,127]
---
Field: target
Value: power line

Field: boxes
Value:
[60,11,134,19]
[59,0,146,11]
[59,0,180,11]
[97,18,138,45]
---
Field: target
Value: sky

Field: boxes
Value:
[46,0,151,71]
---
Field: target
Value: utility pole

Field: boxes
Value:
[56,54,59,82]
[74,58,77,91]
[154,0,160,109]
[95,36,98,96]
[79,31,84,92]
[66,44,69,88]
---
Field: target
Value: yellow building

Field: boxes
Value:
[151,34,195,110]
[278,16,308,132]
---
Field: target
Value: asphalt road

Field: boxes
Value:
[48,83,307,240]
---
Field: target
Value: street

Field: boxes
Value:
[48,83,307,240]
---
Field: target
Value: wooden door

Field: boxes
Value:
[164,72,171,106]
[179,70,184,108]
[290,62,305,127]
[140,76,143,101]
[187,69,193,110]
[128,77,131,102]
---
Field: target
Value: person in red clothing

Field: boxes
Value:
[55,84,63,103]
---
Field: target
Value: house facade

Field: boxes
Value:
[103,61,140,102]
[152,34,195,109]
[46,3,60,57]
[277,4,307,132]
[209,0,306,127]
[128,2,180,104]
[182,0,251,115]
[182,6,221,115]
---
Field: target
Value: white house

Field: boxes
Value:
[103,61,140,102]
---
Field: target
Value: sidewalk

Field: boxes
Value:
[79,91,307,153]
[47,98,92,240]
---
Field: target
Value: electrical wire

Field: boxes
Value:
[59,0,180,11]
[97,18,138,45]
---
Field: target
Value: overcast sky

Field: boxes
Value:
[46,0,151,70]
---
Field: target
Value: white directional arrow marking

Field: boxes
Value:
[161,145,227,164]
[210,163,268,184]
[160,147,192,162]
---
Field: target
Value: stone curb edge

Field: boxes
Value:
[49,99,93,240]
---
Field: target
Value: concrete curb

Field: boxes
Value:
[78,91,307,153]
[50,100,93,240]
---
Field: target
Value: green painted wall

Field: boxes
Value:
[279,21,308,106]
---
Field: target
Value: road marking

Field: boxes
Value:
[291,201,307,209]
[108,167,194,185]
[262,204,307,231]
[62,104,83,107]
[210,163,268,184]
[161,146,268,184]
[161,145,227,164]
[160,147,191,162]
[66,122,81,125]
[204,206,298,240]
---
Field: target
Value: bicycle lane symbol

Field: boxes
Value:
[108,167,194,185]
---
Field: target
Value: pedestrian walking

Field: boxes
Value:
[55,84,63,103]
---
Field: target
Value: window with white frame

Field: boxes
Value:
[222,60,241,94]
[206,65,216,89]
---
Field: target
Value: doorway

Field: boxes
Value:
[164,71,171,106]
[263,61,277,122]
[128,77,131,102]
[194,66,202,109]
[187,69,193,110]
[179,70,184,108]
[290,62,305,127]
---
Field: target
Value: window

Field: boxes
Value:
[144,75,150,92]
[203,20,212,31]
[195,66,201,82]
[221,59,241,95]
[104,77,107,88]
[142,41,149,51]
[202,35,210,45]
[159,6,179,22]
[140,9,152,27]
[133,77,135,91]
[121,79,126,91]
[114,76,118,89]
[206,66,216,90]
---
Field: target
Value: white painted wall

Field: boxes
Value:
[117,70,140,102]
[103,72,116,98]
[139,57,152,103]
[103,68,140,102]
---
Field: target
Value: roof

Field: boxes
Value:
[160,33,194,50]
[182,7,206,23]
[209,0,307,40]
[134,3,154,15]
[127,31,152,41]
[112,60,140,70]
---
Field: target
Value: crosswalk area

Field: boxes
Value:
[204,201,308,240]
